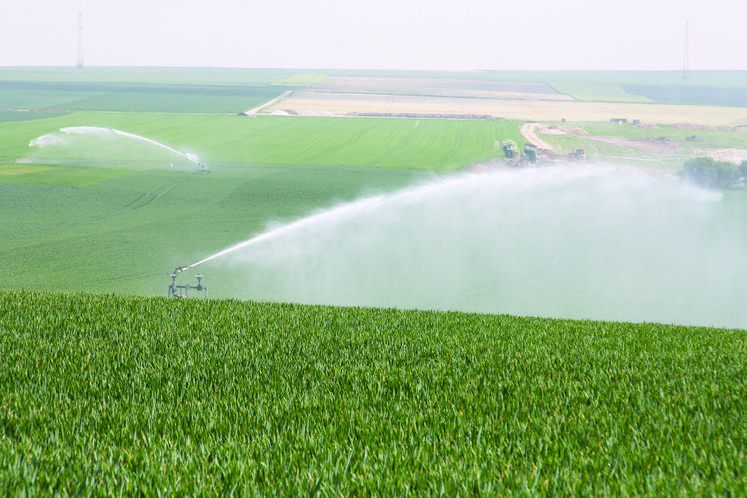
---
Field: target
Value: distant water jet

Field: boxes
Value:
[24,126,199,164]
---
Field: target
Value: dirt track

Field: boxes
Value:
[266,92,747,126]
[520,123,555,152]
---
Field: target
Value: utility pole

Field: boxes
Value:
[682,21,689,80]
[77,13,84,69]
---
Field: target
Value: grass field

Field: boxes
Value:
[0,80,288,114]
[0,163,428,296]
[2,67,747,492]
[2,68,747,308]
[1,290,745,495]
[0,67,318,114]
[0,112,519,171]
[549,82,652,103]
[0,75,521,301]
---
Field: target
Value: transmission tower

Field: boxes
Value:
[682,21,689,80]
[76,13,84,69]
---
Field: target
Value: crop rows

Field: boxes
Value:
[1,290,745,495]
[0,111,519,172]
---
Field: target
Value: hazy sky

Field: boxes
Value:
[2,0,746,71]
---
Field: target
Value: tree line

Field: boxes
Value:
[682,157,747,189]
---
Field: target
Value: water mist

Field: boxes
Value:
[194,165,747,329]
[22,126,200,166]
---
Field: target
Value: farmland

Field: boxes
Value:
[0,110,517,299]
[262,71,747,126]
[0,163,427,295]
[1,290,746,494]
[0,67,300,114]
[0,112,519,171]
[2,68,747,324]
[2,66,747,493]
[270,92,747,127]
[0,69,523,302]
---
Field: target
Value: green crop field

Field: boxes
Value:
[0,112,518,170]
[0,68,322,114]
[2,67,747,305]
[2,67,747,493]
[0,80,288,114]
[1,290,745,495]
[2,67,746,311]
[528,71,747,105]
[549,82,652,103]
[0,72,521,301]
[0,163,428,295]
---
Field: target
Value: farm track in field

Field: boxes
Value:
[520,123,555,152]
[0,177,188,244]
[118,178,187,213]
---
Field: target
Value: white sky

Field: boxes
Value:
[1,0,746,71]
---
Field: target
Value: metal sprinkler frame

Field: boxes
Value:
[168,265,208,298]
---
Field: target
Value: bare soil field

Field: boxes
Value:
[267,92,747,126]
[315,76,570,101]
[579,136,683,154]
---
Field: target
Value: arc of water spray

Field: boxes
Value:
[101,128,200,164]
[184,163,716,272]
[31,126,200,164]
[186,169,530,269]
[188,194,390,269]
[186,170,500,269]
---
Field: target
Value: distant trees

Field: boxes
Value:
[682,157,746,189]
[502,140,519,159]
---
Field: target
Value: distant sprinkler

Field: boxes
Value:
[167,266,208,298]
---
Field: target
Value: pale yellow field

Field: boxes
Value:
[268,91,747,127]
[314,76,573,101]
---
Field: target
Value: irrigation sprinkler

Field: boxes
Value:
[196,162,210,174]
[167,265,208,298]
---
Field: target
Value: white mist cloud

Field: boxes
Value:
[202,167,747,329]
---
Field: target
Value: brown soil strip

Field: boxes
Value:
[580,136,682,154]
[520,123,555,152]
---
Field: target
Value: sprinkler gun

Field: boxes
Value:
[168,265,207,298]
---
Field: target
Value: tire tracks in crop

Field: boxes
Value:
[114,177,187,215]
[6,177,188,241]
[59,176,188,223]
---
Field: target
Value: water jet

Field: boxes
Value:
[24,126,200,167]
